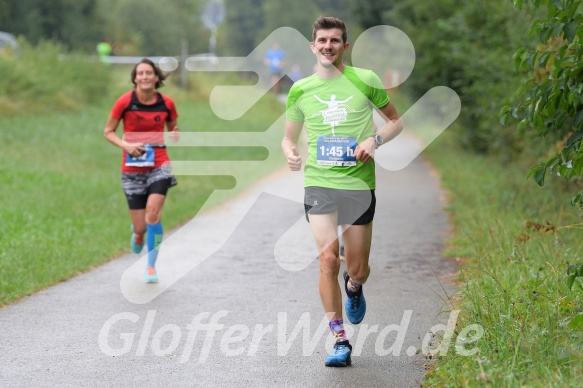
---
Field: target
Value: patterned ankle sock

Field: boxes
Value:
[347,277,362,293]
[329,318,347,342]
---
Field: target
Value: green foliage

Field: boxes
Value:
[220,0,266,56]
[0,0,103,52]
[504,0,583,207]
[0,0,357,58]
[95,0,209,56]
[0,39,110,116]
[387,0,537,154]
[349,0,391,29]
[567,263,583,291]
[423,131,583,386]
[0,0,212,55]
[259,1,320,44]
[220,0,353,56]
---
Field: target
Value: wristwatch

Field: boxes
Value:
[371,133,384,148]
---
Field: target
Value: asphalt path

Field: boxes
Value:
[0,132,457,387]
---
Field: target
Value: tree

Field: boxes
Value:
[349,0,390,29]
[313,0,353,22]
[95,0,208,56]
[0,0,103,52]
[502,0,583,207]
[386,0,536,153]
[221,0,265,56]
[260,1,320,43]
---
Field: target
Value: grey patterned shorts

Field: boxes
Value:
[121,167,177,209]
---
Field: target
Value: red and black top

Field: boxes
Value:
[110,90,178,173]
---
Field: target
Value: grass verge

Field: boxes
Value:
[421,131,583,386]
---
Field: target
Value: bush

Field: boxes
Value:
[0,38,111,116]
[386,0,539,155]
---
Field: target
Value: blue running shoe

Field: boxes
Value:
[344,270,366,324]
[325,340,352,367]
[130,225,144,254]
[145,266,158,283]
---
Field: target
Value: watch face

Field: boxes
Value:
[374,134,383,145]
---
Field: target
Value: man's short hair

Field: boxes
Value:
[312,16,348,43]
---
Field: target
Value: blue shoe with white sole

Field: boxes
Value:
[325,340,352,367]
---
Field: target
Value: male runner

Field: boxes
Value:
[282,16,403,367]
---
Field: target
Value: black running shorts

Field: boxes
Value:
[304,186,376,225]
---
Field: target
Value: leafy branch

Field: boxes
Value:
[501,0,583,208]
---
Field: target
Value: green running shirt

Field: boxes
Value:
[286,66,389,190]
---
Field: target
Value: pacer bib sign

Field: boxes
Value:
[316,136,357,166]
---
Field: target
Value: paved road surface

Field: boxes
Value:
[0,135,457,387]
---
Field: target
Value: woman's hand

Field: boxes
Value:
[124,143,146,157]
[168,125,181,143]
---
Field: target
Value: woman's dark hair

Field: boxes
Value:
[312,16,347,43]
[131,58,167,89]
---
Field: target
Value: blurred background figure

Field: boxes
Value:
[96,38,112,63]
[263,42,285,93]
[0,31,18,55]
[289,63,303,84]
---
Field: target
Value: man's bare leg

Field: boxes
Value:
[341,223,372,284]
[340,223,372,324]
[308,213,343,320]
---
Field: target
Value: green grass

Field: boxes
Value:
[421,132,583,387]
[0,40,111,116]
[0,68,286,306]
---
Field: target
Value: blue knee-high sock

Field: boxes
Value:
[146,222,163,268]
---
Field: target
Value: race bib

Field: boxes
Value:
[316,136,357,166]
[125,145,155,167]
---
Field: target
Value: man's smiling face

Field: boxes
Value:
[311,28,349,69]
